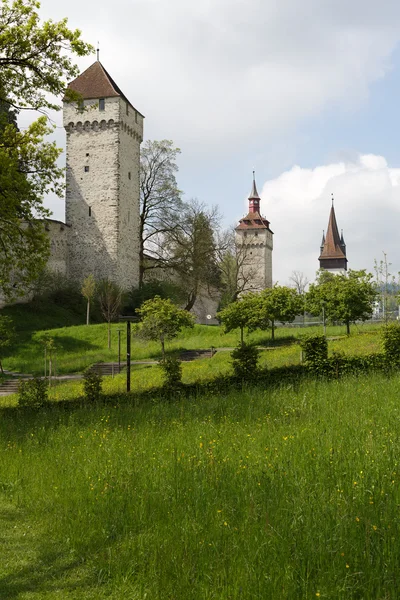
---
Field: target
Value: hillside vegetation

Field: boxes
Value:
[1,372,400,599]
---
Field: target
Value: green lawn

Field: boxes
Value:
[1,372,400,598]
[0,314,383,376]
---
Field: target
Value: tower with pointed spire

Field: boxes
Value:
[63,60,144,288]
[235,173,273,292]
[319,197,347,273]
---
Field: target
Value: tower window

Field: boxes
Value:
[84,166,89,172]
[128,171,131,180]
[86,153,89,157]
[88,206,92,217]
[135,111,138,124]
[126,102,129,116]
[99,98,105,111]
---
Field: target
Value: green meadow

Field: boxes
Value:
[1,303,398,598]
[1,372,400,599]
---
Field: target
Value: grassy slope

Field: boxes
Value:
[1,309,383,375]
[1,372,400,598]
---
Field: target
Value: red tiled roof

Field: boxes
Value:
[67,61,144,115]
[236,211,272,231]
[319,205,346,259]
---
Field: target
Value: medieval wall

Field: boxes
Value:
[63,97,142,290]
[235,229,273,293]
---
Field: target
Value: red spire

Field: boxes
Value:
[249,171,260,213]
[319,196,347,270]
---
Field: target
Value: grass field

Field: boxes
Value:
[1,371,400,599]
[1,313,383,376]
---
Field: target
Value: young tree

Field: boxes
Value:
[0,315,14,374]
[167,200,220,312]
[259,286,304,341]
[289,271,309,295]
[98,279,122,349]
[81,274,96,325]
[217,294,260,345]
[0,1,92,296]
[137,296,194,361]
[139,140,183,286]
[306,270,377,335]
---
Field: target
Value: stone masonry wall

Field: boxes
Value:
[235,229,273,292]
[63,96,142,289]
[117,98,143,289]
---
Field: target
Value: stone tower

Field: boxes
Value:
[235,174,273,293]
[319,198,347,273]
[63,61,144,289]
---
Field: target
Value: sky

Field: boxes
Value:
[24,0,400,285]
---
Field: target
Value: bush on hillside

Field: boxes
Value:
[381,323,400,366]
[300,334,328,375]
[83,369,103,402]
[231,342,260,380]
[159,356,182,390]
[18,377,48,408]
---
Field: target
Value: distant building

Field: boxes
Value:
[235,173,273,292]
[319,199,347,273]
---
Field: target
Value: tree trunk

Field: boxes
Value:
[346,320,350,335]
[161,338,165,362]
[0,360,3,375]
[184,290,197,312]
[108,321,111,350]
[240,326,244,346]
[86,299,90,325]
[271,320,275,341]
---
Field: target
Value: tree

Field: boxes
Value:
[0,315,14,374]
[259,286,303,341]
[217,228,265,308]
[306,270,377,335]
[166,200,220,312]
[81,275,96,326]
[126,280,185,314]
[139,140,183,287]
[217,294,260,345]
[137,296,195,361]
[289,271,309,295]
[0,0,92,297]
[98,279,122,349]
[0,0,92,112]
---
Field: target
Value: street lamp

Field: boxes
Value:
[321,301,326,336]
[118,316,139,392]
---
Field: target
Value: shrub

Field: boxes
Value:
[18,377,48,408]
[300,334,328,375]
[159,356,182,389]
[231,342,260,380]
[381,323,400,366]
[83,369,103,402]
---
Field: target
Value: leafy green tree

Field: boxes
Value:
[0,0,92,111]
[139,140,183,287]
[137,296,194,361]
[0,315,14,374]
[0,0,92,297]
[81,274,96,325]
[306,270,377,335]
[259,286,303,341]
[167,200,220,312]
[127,280,185,314]
[217,294,260,345]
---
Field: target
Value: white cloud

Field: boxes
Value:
[36,0,400,153]
[258,154,400,285]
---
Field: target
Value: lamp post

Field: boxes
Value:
[118,316,139,393]
[321,301,326,336]
[117,329,122,373]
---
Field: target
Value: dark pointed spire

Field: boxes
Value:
[320,230,325,253]
[319,199,347,271]
[249,170,260,199]
[96,42,100,62]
